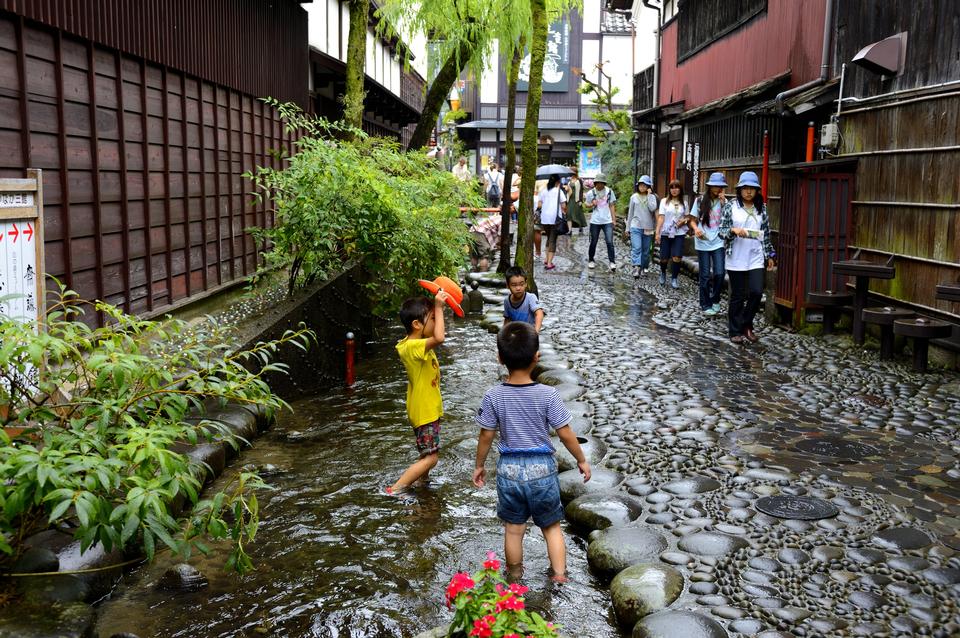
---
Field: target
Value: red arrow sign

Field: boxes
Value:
[23,222,32,242]
[8,223,18,243]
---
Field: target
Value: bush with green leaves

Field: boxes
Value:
[246,99,480,311]
[0,285,313,574]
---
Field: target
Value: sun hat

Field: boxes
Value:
[638,175,653,187]
[418,276,465,317]
[594,173,607,184]
[706,172,727,187]
[736,171,761,188]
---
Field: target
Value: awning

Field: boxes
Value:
[745,79,841,116]
[668,71,791,123]
[631,100,685,123]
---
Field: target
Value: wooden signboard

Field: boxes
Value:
[0,169,44,324]
[0,169,45,402]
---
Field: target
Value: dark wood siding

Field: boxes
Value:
[0,0,309,107]
[0,10,296,321]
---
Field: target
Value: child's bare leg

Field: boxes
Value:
[391,453,438,492]
[504,522,526,570]
[541,522,567,580]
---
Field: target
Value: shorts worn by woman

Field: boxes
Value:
[496,453,563,528]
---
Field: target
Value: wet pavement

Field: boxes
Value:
[95,232,960,638]
[519,233,960,636]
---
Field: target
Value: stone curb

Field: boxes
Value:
[0,401,276,638]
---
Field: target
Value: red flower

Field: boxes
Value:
[445,572,475,607]
[508,583,529,596]
[496,594,525,613]
[469,617,494,637]
[483,551,501,571]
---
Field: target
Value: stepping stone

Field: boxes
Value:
[558,467,622,502]
[555,435,606,472]
[661,476,722,495]
[678,531,749,557]
[587,525,669,574]
[611,563,684,629]
[566,493,644,531]
[631,610,727,638]
[872,526,932,550]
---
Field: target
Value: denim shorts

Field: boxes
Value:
[496,453,563,528]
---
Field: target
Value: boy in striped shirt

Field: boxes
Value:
[473,322,590,581]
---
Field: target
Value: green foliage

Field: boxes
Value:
[578,62,632,136]
[0,283,313,573]
[246,99,480,312]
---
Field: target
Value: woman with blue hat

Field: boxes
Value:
[625,175,658,279]
[689,172,728,315]
[719,171,776,344]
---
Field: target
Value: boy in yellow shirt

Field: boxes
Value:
[389,290,452,494]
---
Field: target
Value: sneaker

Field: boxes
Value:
[609,262,617,271]
[632,265,640,279]
[730,335,746,345]
[588,261,596,269]
[659,271,666,285]
[671,277,679,289]
[704,307,717,316]
[712,303,722,313]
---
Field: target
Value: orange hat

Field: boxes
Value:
[418,276,464,317]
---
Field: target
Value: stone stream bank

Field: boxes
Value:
[457,234,960,638]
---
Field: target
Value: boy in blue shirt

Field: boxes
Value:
[473,322,591,581]
[502,266,544,333]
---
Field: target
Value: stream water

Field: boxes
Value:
[95,320,619,637]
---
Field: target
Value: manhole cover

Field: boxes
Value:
[755,496,840,521]
[794,437,881,458]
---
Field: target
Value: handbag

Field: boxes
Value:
[556,214,570,235]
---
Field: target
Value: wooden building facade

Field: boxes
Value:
[635,0,958,354]
[0,0,308,320]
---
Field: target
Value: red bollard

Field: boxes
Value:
[345,331,355,387]
[805,122,815,163]
[669,146,677,180]
[761,129,770,199]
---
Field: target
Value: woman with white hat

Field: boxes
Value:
[583,173,618,271]
[626,175,658,279]
[689,172,728,315]
[719,171,776,344]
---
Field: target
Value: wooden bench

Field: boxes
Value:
[806,290,854,335]
[893,317,954,372]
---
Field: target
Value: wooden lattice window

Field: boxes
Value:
[677,0,767,61]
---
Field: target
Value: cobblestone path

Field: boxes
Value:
[483,233,960,637]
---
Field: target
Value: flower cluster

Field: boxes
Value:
[444,552,559,638]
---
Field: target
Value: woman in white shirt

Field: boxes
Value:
[654,179,690,288]
[537,175,567,270]
[719,171,776,344]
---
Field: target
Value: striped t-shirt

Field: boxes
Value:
[476,383,571,453]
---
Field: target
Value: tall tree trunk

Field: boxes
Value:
[516,0,548,294]
[344,0,370,135]
[407,39,475,151]
[496,36,525,273]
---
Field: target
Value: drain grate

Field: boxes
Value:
[755,495,840,521]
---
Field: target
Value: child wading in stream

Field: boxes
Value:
[473,322,591,581]
[388,291,452,495]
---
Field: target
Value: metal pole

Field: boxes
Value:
[345,332,356,386]
[806,122,815,163]
[761,130,770,199]
[669,146,677,181]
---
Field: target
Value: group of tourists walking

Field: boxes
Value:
[625,169,776,344]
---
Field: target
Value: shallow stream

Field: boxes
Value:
[95,320,619,637]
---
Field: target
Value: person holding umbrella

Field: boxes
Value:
[583,173,618,271]
[536,175,567,270]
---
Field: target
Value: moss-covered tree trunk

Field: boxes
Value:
[344,0,370,134]
[496,36,525,273]
[407,39,476,151]
[516,0,548,294]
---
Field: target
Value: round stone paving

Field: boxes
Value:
[793,437,881,459]
[754,495,840,521]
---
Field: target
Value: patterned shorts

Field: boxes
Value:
[414,419,441,457]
